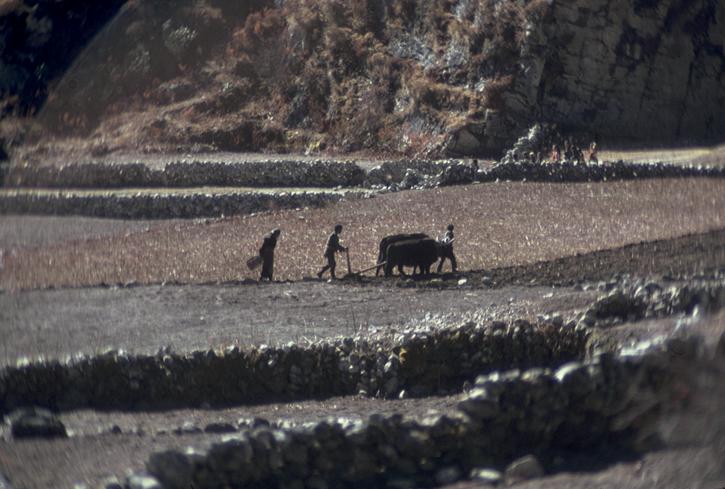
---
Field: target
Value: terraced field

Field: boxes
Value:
[1,157,724,489]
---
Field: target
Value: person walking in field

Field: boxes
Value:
[259,228,281,281]
[317,224,347,279]
[437,224,457,273]
[588,141,599,163]
[549,144,561,163]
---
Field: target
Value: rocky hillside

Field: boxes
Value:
[1,0,724,159]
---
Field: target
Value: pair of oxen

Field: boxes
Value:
[375,233,450,277]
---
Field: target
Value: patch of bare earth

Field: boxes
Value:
[0,216,187,251]
[0,283,594,365]
[2,178,725,290]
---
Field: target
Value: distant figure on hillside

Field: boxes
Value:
[259,228,281,281]
[550,144,561,163]
[563,139,573,161]
[588,141,599,163]
[317,224,347,279]
[437,224,457,273]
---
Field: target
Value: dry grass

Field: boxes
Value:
[12,0,545,159]
[2,179,725,290]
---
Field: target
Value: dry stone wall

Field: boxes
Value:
[144,333,716,489]
[5,158,365,189]
[478,158,725,182]
[0,320,585,416]
[1,159,722,218]
[0,189,361,219]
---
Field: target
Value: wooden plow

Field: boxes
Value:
[343,249,385,278]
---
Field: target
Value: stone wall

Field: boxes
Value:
[144,333,715,489]
[479,159,725,183]
[364,160,452,186]
[0,320,585,415]
[0,189,363,219]
[1,159,722,218]
[5,158,365,189]
[507,0,725,145]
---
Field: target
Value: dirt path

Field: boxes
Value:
[0,282,592,365]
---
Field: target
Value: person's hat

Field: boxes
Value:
[272,228,281,235]
[334,224,343,232]
[447,224,454,231]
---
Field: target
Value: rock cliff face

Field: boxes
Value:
[510,0,725,146]
[1,0,723,158]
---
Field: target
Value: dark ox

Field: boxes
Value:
[376,233,428,276]
[384,238,440,277]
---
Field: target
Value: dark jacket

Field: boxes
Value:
[324,232,344,256]
[260,233,278,258]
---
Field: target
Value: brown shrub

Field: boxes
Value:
[325,26,362,74]
[525,0,553,20]
[479,0,527,66]
[24,0,543,158]
[350,0,385,37]
[482,75,514,111]
[322,0,351,28]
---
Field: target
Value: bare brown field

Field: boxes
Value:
[0,216,180,251]
[2,178,724,291]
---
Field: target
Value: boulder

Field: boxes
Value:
[125,474,162,489]
[504,455,544,484]
[99,475,123,489]
[470,468,502,485]
[8,407,67,439]
[147,451,194,489]
[435,466,461,485]
[588,289,646,322]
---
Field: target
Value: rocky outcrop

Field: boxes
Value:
[3,0,723,158]
[579,276,725,327]
[508,0,725,146]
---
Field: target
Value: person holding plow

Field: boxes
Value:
[317,224,348,280]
